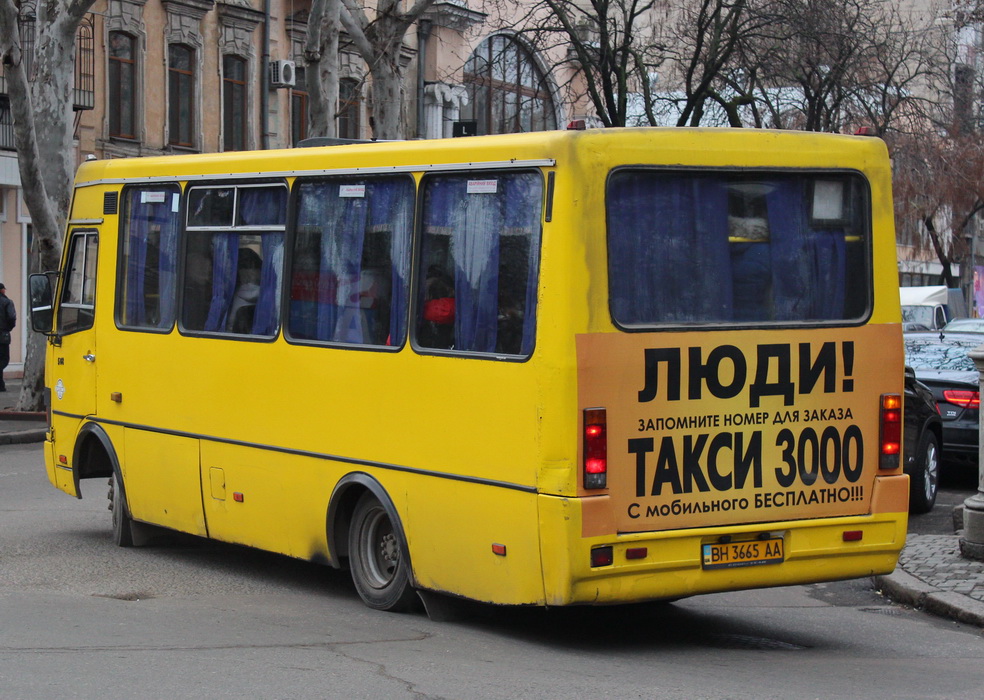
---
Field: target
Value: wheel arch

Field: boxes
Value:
[325,472,416,586]
[73,422,122,499]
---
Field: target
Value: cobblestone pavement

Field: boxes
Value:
[899,534,984,603]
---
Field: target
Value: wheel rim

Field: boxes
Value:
[360,506,400,590]
[924,441,939,502]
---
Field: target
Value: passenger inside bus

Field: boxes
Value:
[227,247,262,333]
[419,266,455,349]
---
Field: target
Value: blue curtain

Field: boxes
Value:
[239,186,287,226]
[240,187,287,335]
[502,174,542,354]
[608,174,732,324]
[452,184,501,353]
[123,187,180,328]
[368,179,413,345]
[253,234,284,335]
[810,229,846,318]
[203,233,239,332]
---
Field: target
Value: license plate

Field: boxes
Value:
[702,537,784,570]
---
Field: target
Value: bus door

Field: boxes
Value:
[50,229,99,496]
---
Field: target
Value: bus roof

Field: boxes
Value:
[74,127,889,187]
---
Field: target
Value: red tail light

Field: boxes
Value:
[583,407,607,489]
[879,393,902,470]
[943,389,980,408]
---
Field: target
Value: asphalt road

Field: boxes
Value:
[3,442,984,700]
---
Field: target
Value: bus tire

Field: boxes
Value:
[109,471,135,548]
[909,430,940,515]
[348,492,417,612]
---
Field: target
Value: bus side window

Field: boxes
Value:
[59,231,98,335]
[181,184,287,336]
[416,171,542,357]
[118,186,181,330]
[286,176,413,347]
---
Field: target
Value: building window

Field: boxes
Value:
[338,78,361,139]
[462,35,557,136]
[223,55,248,151]
[168,44,195,148]
[292,66,308,146]
[108,32,137,139]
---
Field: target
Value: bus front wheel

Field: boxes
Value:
[348,493,417,612]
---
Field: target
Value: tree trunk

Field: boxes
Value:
[0,1,95,411]
[303,0,341,138]
[338,0,436,140]
[368,57,403,140]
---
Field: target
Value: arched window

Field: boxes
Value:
[461,35,557,136]
[168,44,195,148]
[223,55,248,151]
[108,31,136,139]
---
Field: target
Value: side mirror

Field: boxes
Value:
[29,273,56,334]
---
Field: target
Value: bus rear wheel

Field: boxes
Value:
[109,471,135,547]
[348,493,417,612]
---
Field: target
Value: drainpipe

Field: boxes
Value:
[416,19,432,139]
[261,0,271,149]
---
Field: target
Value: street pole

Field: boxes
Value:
[961,346,984,559]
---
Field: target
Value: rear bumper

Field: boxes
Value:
[538,475,908,606]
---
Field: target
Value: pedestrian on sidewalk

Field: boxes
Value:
[0,282,15,392]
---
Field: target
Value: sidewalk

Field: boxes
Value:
[1,393,982,627]
[874,509,984,628]
[0,377,48,445]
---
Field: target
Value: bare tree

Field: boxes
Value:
[504,0,666,127]
[337,0,437,139]
[670,0,767,127]
[0,0,96,411]
[505,0,778,128]
[737,0,942,133]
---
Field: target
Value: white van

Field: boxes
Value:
[900,285,964,330]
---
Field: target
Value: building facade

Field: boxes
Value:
[0,0,583,381]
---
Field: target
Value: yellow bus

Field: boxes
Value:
[29,128,907,612]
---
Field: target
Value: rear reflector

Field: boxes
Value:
[583,408,607,489]
[591,546,614,567]
[879,394,902,470]
[843,530,863,542]
[943,389,980,408]
[625,547,648,560]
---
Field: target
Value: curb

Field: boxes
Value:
[875,569,984,628]
[0,410,46,420]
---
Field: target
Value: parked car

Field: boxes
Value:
[943,318,984,334]
[903,367,943,513]
[903,332,981,470]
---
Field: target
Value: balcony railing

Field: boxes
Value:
[0,9,94,151]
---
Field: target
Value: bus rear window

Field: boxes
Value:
[606,170,870,327]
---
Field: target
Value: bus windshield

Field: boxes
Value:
[607,171,870,327]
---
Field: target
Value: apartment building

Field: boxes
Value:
[0,0,575,379]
